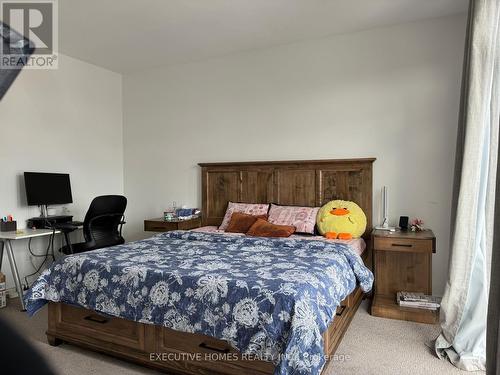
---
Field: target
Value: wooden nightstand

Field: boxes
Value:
[144,217,202,232]
[371,229,438,324]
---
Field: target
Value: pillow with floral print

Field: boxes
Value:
[267,204,320,234]
[219,202,270,231]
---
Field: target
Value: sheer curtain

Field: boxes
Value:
[435,0,500,371]
[487,138,500,375]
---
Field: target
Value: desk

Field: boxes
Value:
[0,229,60,311]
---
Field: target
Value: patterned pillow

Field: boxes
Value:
[219,202,270,231]
[267,204,320,234]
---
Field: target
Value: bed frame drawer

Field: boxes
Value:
[159,326,236,354]
[156,327,274,375]
[325,286,364,356]
[49,303,147,351]
[336,285,363,314]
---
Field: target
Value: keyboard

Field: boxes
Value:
[67,221,84,226]
[52,221,84,230]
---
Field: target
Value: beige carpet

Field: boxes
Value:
[0,299,483,375]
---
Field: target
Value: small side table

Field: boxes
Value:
[144,217,202,232]
[371,229,438,324]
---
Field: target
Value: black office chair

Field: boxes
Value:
[59,195,127,255]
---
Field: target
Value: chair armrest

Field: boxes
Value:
[119,219,126,237]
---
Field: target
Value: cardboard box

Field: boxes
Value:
[0,272,5,308]
[0,272,5,291]
[0,290,6,308]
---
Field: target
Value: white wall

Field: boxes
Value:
[123,15,466,295]
[0,54,123,293]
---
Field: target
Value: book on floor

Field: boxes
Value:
[396,292,441,310]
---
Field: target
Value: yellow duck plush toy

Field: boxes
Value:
[317,200,367,240]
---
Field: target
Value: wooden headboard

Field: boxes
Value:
[198,158,375,237]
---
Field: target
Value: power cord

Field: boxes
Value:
[23,228,56,289]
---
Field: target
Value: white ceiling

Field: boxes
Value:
[59,0,468,73]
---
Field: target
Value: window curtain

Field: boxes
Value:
[435,0,500,371]
[487,133,500,375]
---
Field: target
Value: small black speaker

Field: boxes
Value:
[399,216,409,230]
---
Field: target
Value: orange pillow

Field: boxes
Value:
[246,218,295,238]
[226,212,268,233]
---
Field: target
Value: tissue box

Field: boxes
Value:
[0,221,16,232]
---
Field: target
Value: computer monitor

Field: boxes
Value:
[24,172,73,212]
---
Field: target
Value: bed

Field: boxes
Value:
[25,158,375,375]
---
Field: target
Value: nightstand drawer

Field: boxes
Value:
[177,217,202,230]
[144,220,179,232]
[374,237,433,253]
[144,217,201,232]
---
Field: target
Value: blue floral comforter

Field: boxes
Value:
[25,231,373,375]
